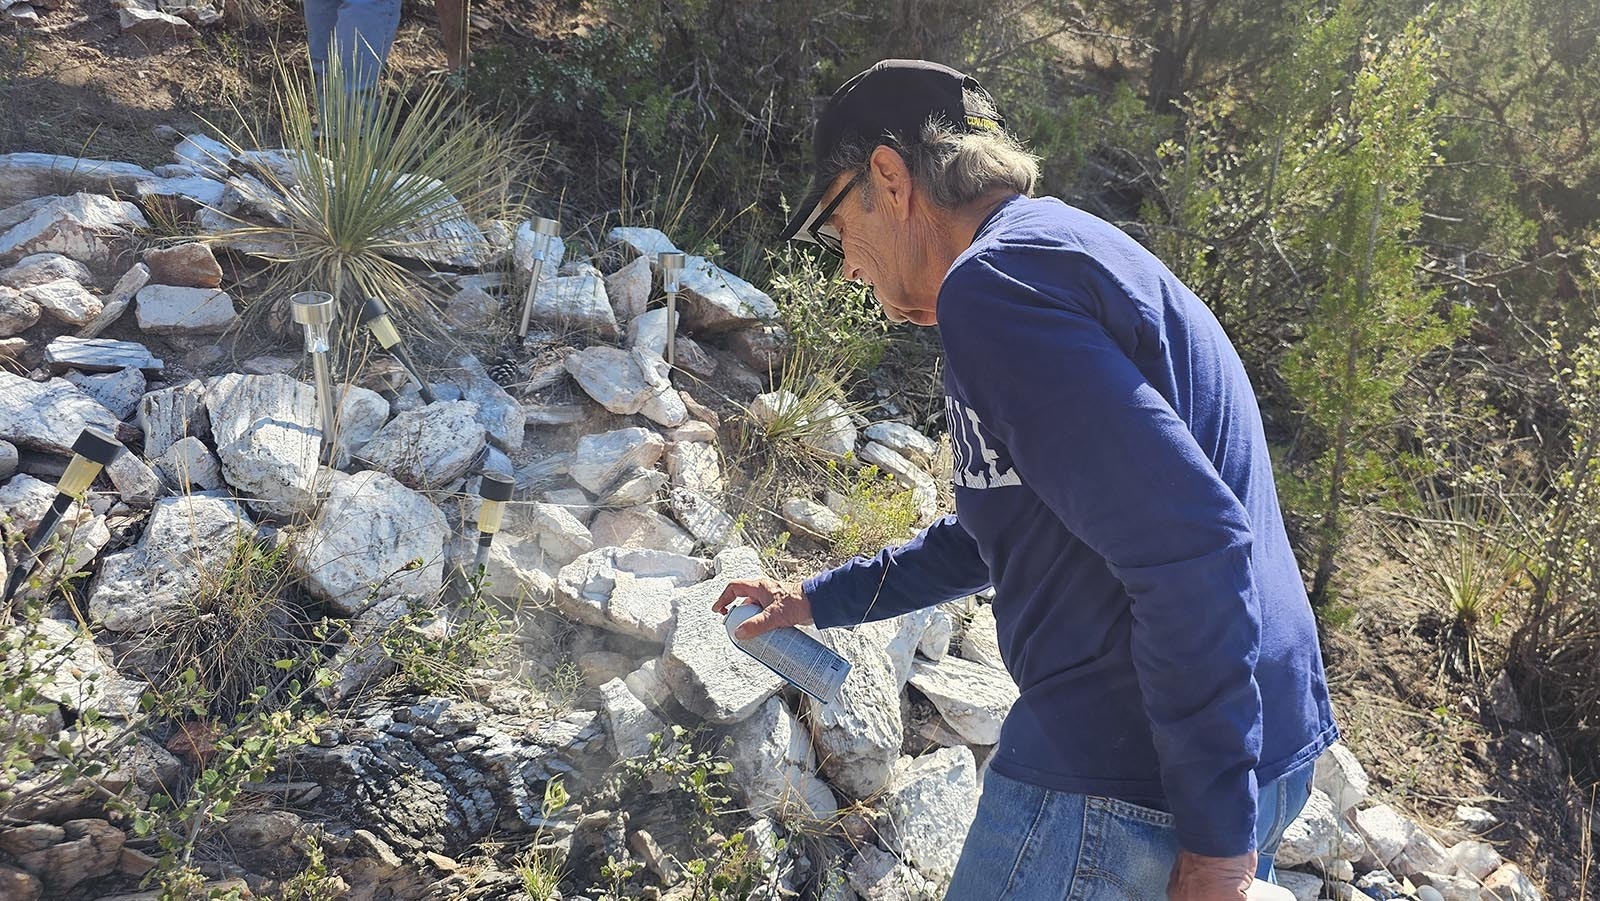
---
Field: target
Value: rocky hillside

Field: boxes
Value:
[0,140,1561,901]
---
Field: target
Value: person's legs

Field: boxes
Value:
[303,0,339,86]
[1253,762,1316,882]
[331,0,402,93]
[945,771,1179,900]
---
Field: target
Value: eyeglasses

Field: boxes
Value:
[809,169,864,258]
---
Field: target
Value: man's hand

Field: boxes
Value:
[1168,849,1256,901]
[713,579,813,639]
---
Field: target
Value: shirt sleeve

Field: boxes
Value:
[939,250,1264,858]
[803,515,993,629]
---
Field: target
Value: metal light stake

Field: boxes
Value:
[290,291,338,456]
[517,217,562,338]
[2,428,123,603]
[360,298,437,404]
[473,472,514,573]
[658,251,685,367]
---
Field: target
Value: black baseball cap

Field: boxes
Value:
[780,59,1006,246]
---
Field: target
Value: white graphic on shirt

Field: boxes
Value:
[946,396,1022,489]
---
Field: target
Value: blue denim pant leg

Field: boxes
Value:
[945,764,1317,900]
[303,0,401,93]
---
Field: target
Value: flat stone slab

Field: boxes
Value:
[137,378,208,458]
[0,192,149,267]
[357,401,486,491]
[45,336,163,374]
[908,655,1019,745]
[88,494,254,632]
[658,546,785,724]
[556,546,708,642]
[135,284,237,334]
[0,154,156,208]
[569,426,664,495]
[292,470,448,615]
[0,371,123,454]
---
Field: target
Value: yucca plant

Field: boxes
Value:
[206,48,531,335]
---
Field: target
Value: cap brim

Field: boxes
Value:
[779,178,830,244]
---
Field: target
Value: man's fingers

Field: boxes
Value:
[715,580,770,615]
[734,603,779,640]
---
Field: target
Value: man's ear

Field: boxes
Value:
[869,145,913,221]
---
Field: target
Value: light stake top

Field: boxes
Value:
[529,217,561,260]
[659,251,686,294]
[359,298,403,349]
[290,291,337,352]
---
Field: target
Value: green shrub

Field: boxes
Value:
[829,462,921,559]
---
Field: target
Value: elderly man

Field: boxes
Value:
[714,60,1338,899]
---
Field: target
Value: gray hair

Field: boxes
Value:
[827,89,1040,211]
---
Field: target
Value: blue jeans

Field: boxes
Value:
[945,764,1314,900]
[303,0,401,93]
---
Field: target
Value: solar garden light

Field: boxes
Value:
[360,298,437,405]
[516,217,562,338]
[473,471,514,573]
[658,251,686,367]
[3,428,123,603]
[290,291,338,454]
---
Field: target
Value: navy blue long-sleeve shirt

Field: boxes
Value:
[803,195,1338,857]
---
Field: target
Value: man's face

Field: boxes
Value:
[817,160,940,326]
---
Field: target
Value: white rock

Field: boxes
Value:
[0,285,39,336]
[105,450,161,508]
[153,435,223,491]
[907,656,1017,745]
[1454,805,1497,834]
[918,610,954,662]
[667,439,725,498]
[22,277,101,326]
[659,547,785,723]
[88,494,253,632]
[666,420,717,443]
[384,176,493,268]
[0,155,155,208]
[332,384,389,456]
[357,401,486,490]
[65,366,143,420]
[1486,670,1521,723]
[76,262,150,339]
[1447,840,1502,880]
[465,532,555,604]
[452,356,525,452]
[599,467,667,507]
[848,844,934,901]
[1274,788,1344,868]
[670,487,737,547]
[17,617,147,719]
[293,470,448,615]
[46,335,161,374]
[600,677,665,761]
[0,251,94,289]
[604,254,652,320]
[0,372,122,454]
[860,441,938,521]
[1481,864,1541,901]
[1275,871,1324,901]
[569,426,665,495]
[172,134,233,178]
[957,603,1005,670]
[589,507,696,556]
[883,746,979,887]
[133,176,227,212]
[0,439,15,480]
[624,659,672,711]
[634,350,689,427]
[119,7,195,37]
[1420,872,1482,901]
[565,345,685,426]
[0,192,148,266]
[1354,804,1450,877]
[806,623,906,797]
[442,282,498,331]
[205,373,321,518]
[503,500,594,566]
[530,273,620,339]
[628,306,677,357]
[555,547,703,641]
[0,474,110,601]
[781,497,844,538]
[138,378,208,458]
[134,284,236,334]
[727,696,838,821]
[678,255,777,331]
[1315,743,1371,817]
[607,226,680,261]
[512,219,567,278]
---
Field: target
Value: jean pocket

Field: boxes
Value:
[1070,797,1179,900]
